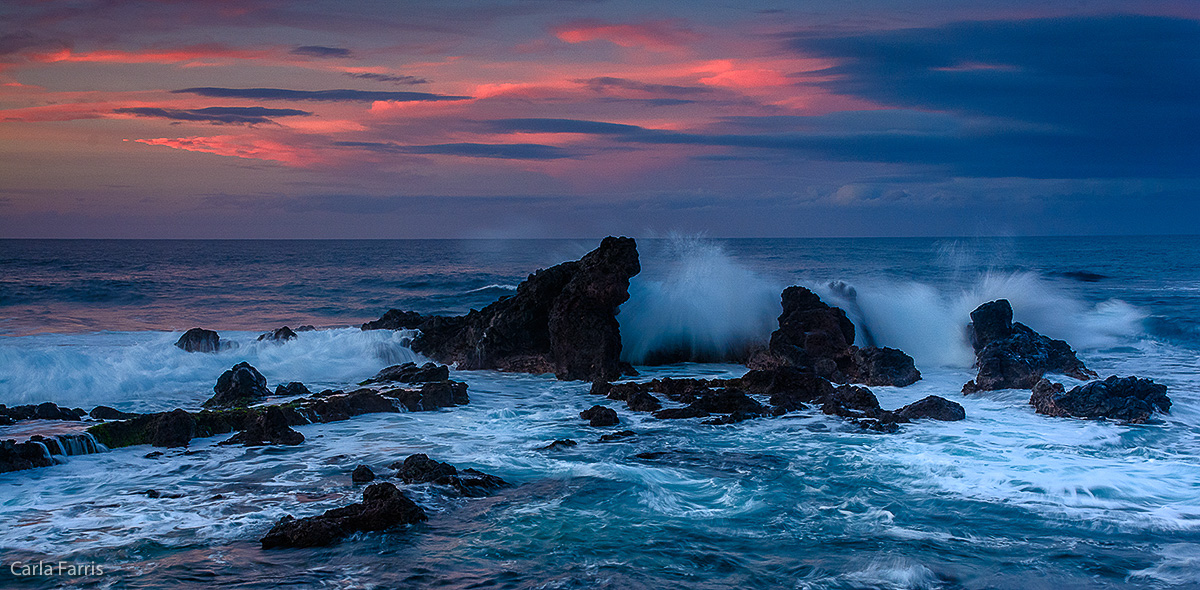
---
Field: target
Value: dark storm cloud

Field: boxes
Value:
[344,72,429,85]
[334,141,579,160]
[173,87,470,102]
[114,106,312,125]
[290,45,352,58]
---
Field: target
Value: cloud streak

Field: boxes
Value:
[114,106,312,125]
[335,141,579,160]
[173,87,470,102]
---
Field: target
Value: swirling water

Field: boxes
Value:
[1,237,1198,589]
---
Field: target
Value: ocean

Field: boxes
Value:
[0,236,1198,589]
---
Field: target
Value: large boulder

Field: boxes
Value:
[362,237,640,382]
[175,328,221,353]
[1031,376,1170,423]
[581,405,619,427]
[749,287,920,387]
[260,482,427,549]
[895,396,966,422]
[962,300,1096,392]
[151,409,196,448]
[362,362,449,385]
[205,362,271,408]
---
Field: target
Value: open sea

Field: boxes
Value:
[1,236,1198,589]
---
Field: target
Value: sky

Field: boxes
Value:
[0,0,1197,238]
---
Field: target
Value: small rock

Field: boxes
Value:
[539,439,578,450]
[580,405,619,427]
[257,326,298,342]
[895,396,966,421]
[274,382,311,397]
[260,482,427,549]
[352,465,376,484]
[597,430,636,442]
[205,362,270,408]
[90,405,138,420]
[175,328,221,353]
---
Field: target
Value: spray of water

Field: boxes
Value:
[619,237,782,364]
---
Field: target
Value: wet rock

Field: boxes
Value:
[175,328,221,353]
[144,489,183,499]
[362,237,640,382]
[962,299,1096,392]
[363,362,450,385]
[257,326,298,342]
[387,380,469,412]
[0,439,56,473]
[352,465,376,484]
[261,482,427,549]
[389,454,507,497]
[144,451,163,459]
[580,405,619,427]
[820,385,884,419]
[702,410,761,425]
[220,406,304,446]
[742,367,834,411]
[0,403,86,423]
[274,382,310,397]
[539,439,578,450]
[688,389,766,416]
[626,391,662,412]
[296,325,317,332]
[652,406,711,420]
[895,396,966,422]
[205,362,271,408]
[150,409,196,448]
[749,287,920,387]
[597,430,636,442]
[1030,376,1170,423]
[90,406,137,420]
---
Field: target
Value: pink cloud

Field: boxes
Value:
[133,135,321,166]
[553,20,700,50]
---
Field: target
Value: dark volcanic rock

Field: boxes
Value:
[539,439,578,450]
[387,380,469,412]
[652,406,710,420]
[362,237,640,382]
[0,403,86,423]
[0,439,55,473]
[688,389,766,416]
[274,382,311,397]
[820,385,883,419]
[260,482,427,549]
[257,326,298,342]
[581,405,619,427]
[220,406,304,446]
[151,409,196,448]
[1031,376,1170,423]
[962,300,1096,392]
[361,310,426,331]
[749,286,920,387]
[205,362,271,408]
[352,465,376,484]
[743,367,834,411]
[895,396,966,422]
[363,362,450,385]
[849,347,922,387]
[598,430,636,442]
[389,454,507,496]
[626,391,662,412]
[90,405,138,420]
[175,328,221,353]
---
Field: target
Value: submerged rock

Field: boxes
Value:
[538,439,578,451]
[581,405,619,427]
[362,362,450,385]
[895,396,966,422]
[362,237,641,382]
[260,482,427,549]
[257,326,298,342]
[1031,376,1170,423]
[962,300,1096,392]
[390,454,507,497]
[597,430,636,442]
[205,362,271,408]
[749,286,921,387]
[220,406,304,446]
[175,328,221,353]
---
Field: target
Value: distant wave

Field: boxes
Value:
[465,284,518,293]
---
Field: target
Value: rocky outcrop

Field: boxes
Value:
[220,406,304,446]
[352,465,375,483]
[0,439,56,473]
[90,406,138,420]
[175,328,221,353]
[362,237,641,382]
[962,300,1096,393]
[257,326,298,342]
[205,362,271,408]
[896,396,967,422]
[362,362,449,385]
[749,287,920,387]
[0,402,86,424]
[274,382,310,397]
[390,454,507,497]
[389,381,470,412]
[1031,376,1170,423]
[260,482,427,549]
[581,405,619,427]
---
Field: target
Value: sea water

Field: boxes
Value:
[0,237,1198,589]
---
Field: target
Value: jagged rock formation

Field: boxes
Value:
[261,483,427,549]
[749,287,921,387]
[362,237,640,382]
[257,326,298,342]
[389,454,507,497]
[962,300,1096,393]
[205,362,271,408]
[175,328,221,353]
[1031,376,1170,423]
[362,362,449,385]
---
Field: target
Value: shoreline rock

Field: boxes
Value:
[175,328,221,353]
[205,362,271,408]
[257,326,298,342]
[362,237,640,382]
[261,482,427,549]
[1031,376,1170,423]
[962,300,1096,393]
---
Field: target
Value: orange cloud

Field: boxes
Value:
[32,45,272,65]
[554,20,700,50]
[133,135,319,166]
